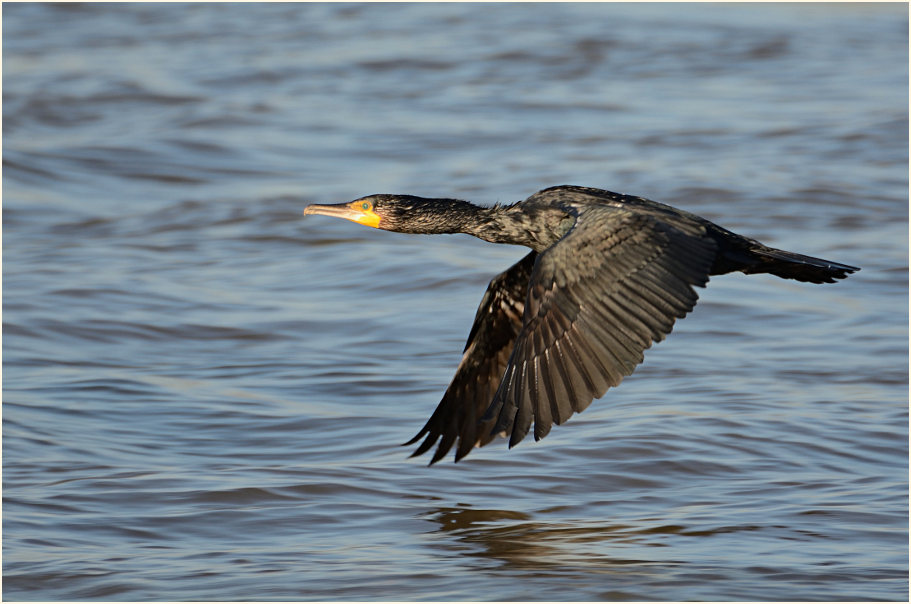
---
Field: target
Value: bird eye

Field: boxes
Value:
[362,202,371,210]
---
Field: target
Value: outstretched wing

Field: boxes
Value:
[484,206,718,448]
[405,251,537,464]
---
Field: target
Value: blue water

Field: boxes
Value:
[3,2,908,600]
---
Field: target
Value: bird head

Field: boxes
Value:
[304,194,480,234]
[303,195,391,229]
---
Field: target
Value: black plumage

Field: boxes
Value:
[303,185,858,464]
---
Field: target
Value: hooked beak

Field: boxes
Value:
[303,201,381,229]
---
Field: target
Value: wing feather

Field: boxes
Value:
[485,207,717,449]
[405,251,537,463]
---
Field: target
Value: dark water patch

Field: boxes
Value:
[18,317,277,344]
[358,58,456,73]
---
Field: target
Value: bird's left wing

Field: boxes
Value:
[484,206,718,449]
[405,251,537,464]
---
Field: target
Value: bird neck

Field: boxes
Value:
[421,201,535,247]
[391,198,497,235]
[465,203,572,252]
[462,204,527,244]
[392,197,570,252]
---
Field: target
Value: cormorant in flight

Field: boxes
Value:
[304,185,858,464]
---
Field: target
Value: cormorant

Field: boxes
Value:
[303,185,858,464]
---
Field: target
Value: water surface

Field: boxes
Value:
[3,3,908,601]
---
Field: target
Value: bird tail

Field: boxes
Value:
[742,245,859,283]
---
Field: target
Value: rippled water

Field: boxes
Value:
[3,3,908,601]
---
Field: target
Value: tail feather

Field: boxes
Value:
[743,246,859,283]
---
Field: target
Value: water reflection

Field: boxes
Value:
[426,506,660,567]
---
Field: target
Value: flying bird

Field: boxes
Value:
[303,185,858,464]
